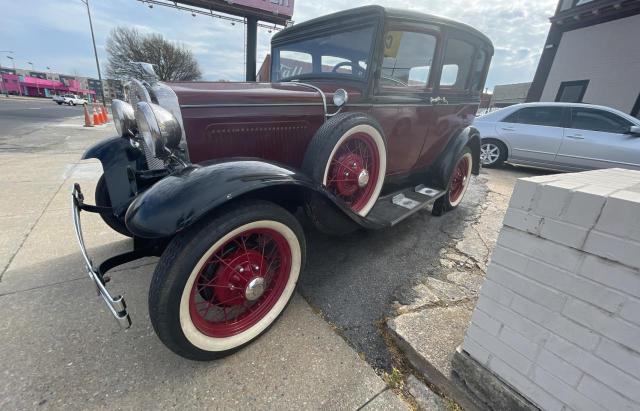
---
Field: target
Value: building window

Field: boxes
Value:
[555,80,589,103]
[632,93,640,119]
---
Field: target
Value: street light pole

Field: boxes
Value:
[80,0,106,107]
[0,51,14,96]
[6,55,20,95]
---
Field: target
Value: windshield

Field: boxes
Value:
[271,25,376,82]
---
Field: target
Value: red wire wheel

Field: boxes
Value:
[448,152,473,207]
[187,227,292,338]
[324,131,382,214]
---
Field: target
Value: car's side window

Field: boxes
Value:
[569,108,632,134]
[469,49,488,93]
[439,38,476,90]
[503,107,564,127]
[380,30,437,90]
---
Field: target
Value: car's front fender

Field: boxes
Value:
[125,159,327,238]
[82,136,142,215]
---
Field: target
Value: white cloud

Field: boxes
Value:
[0,0,557,88]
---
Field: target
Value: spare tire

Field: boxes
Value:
[302,112,387,217]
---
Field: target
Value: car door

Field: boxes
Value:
[420,32,491,169]
[557,107,640,170]
[496,106,566,165]
[371,25,441,174]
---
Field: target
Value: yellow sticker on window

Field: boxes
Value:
[384,31,404,58]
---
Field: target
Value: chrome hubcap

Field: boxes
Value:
[357,169,370,188]
[245,277,266,301]
[480,143,500,165]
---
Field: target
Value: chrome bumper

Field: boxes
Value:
[71,184,131,329]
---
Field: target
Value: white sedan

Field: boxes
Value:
[474,102,640,171]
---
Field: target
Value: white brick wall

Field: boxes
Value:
[462,169,640,411]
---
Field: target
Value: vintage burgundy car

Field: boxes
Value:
[72,6,493,360]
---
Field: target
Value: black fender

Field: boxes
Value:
[125,158,355,238]
[426,126,481,189]
[81,136,142,216]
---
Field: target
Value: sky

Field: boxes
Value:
[0,0,558,90]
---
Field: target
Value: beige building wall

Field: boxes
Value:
[540,13,640,113]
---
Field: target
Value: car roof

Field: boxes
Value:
[478,102,640,124]
[272,5,493,52]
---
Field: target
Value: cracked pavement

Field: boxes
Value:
[299,163,548,376]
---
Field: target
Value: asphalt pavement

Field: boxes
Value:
[0,97,86,151]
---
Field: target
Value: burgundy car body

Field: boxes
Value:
[162,6,493,183]
[72,5,494,333]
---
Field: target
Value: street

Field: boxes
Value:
[0,98,545,409]
[0,97,86,151]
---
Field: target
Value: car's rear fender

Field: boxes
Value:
[424,126,481,189]
[81,136,143,216]
[124,158,367,239]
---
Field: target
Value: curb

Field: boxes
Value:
[386,316,484,411]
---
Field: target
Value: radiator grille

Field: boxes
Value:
[141,139,165,170]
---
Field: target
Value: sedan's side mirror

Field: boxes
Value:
[630,125,640,136]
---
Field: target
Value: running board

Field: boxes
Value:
[366,185,446,227]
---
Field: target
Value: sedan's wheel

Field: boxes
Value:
[480,139,507,168]
[303,112,386,217]
[149,201,305,360]
[432,147,473,215]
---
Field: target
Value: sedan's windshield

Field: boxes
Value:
[271,25,376,82]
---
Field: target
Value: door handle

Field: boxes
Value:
[429,96,449,105]
[501,127,515,131]
[566,134,584,140]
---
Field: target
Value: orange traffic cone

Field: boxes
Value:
[93,106,102,125]
[101,105,109,123]
[83,104,94,127]
[96,104,105,125]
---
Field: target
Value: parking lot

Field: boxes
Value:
[0,97,547,409]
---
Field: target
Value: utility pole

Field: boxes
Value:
[80,0,106,107]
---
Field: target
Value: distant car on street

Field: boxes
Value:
[53,94,87,106]
[474,102,640,171]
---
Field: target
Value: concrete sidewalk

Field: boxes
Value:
[0,122,407,410]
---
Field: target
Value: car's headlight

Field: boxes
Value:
[111,99,136,137]
[135,101,182,160]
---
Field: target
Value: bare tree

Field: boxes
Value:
[106,27,202,81]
